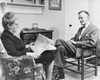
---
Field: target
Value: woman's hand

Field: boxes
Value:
[25,42,35,48]
[32,53,40,59]
[26,52,40,59]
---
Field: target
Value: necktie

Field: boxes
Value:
[79,26,85,37]
[75,26,85,41]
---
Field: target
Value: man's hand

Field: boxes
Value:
[70,40,76,45]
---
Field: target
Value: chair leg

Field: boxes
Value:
[95,57,97,76]
[78,60,80,70]
[81,57,84,80]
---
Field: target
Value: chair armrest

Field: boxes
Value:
[1,55,32,60]
[0,55,35,79]
[0,54,45,79]
[80,45,96,49]
[75,45,96,58]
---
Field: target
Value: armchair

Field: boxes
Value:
[0,53,45,80]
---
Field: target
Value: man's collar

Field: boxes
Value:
[85,22,90,28]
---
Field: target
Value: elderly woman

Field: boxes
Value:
[1,12,55,80]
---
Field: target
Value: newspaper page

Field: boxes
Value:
[27,34,56,56]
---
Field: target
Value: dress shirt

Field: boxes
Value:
[79,22,90,39]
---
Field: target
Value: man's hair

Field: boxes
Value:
[78,10,90,17]
[2,12,15,30]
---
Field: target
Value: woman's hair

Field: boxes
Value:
[2,12,15,30]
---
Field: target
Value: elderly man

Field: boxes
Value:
[55,10,99,80]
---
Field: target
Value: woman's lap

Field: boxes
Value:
[35,50,55,67]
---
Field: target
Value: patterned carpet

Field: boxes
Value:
[64,66,100,80]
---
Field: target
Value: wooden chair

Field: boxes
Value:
[64,39,100,80]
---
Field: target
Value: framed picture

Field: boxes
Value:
[49,0,61,10]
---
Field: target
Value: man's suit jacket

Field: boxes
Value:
[72,23,99,57]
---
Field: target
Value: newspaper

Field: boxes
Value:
[27,34,56,56]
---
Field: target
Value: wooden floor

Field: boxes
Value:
[64,66,100,80]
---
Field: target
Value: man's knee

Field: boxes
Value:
[55,39,64,47]
[56,39,62,42]
[57,45,65,50]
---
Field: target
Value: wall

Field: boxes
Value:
[2,0,99,41]
[0,0,4,32]
[89,0,100,30]
[65,0,89,40]
[0,0,66,42]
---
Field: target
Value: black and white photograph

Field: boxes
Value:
[0,0,100,80]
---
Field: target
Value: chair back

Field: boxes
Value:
[96,39,100,57]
